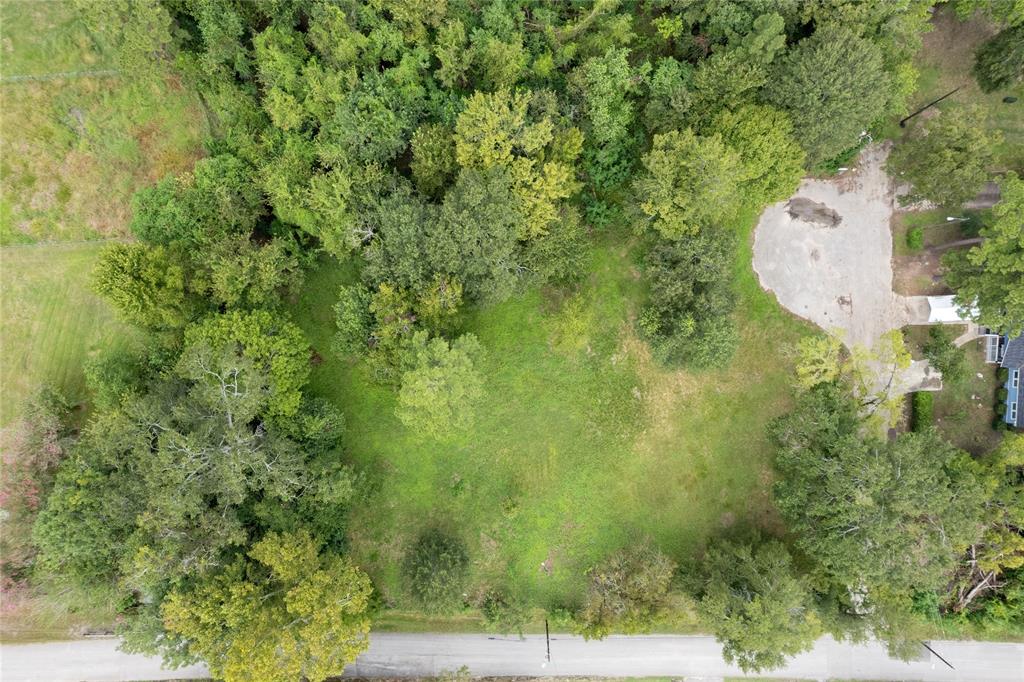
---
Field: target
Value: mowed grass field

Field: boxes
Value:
[906,6,1024,172]
[0,0,207,244]
[295,208,810,613]
[0,243,134,425]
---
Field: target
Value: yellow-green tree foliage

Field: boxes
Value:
[634,129,743,239]
[162,530,372,682]
[454,88,581,238]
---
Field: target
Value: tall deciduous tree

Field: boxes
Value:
[771,384,985,595]
[427,168,522,303]
[889,106,999,207]
[396,332,484,440]
[765,25,891,165]
[130,154,263,246]
[183,309,311,420]
[700,539,821,672]
[576,541,676,639]
[710,104,805,205]
[92,243,195,332]
[634,129,742,239]
[161,530,372,682]
[973,24,1024,93]
[945,172,1024,335]
[570,47,645,148]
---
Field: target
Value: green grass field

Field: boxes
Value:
[905,6,1024,172]
[0,243,134,425]
[0,0,207,244]
[295,208,810,612]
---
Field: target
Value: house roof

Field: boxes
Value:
[1002,334,1024,370]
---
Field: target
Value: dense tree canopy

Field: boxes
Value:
[699,539,821,673]
[888,106,1000,207]
[973,23,1024,94]
[24,2,996,676]
[765,25,891,165]
[945,172,1024,335]
[771,385,985,595]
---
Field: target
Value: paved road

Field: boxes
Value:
[3,634,1022,681]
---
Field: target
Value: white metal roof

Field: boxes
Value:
[927,295,975,323]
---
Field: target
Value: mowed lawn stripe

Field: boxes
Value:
[0,243,131,424]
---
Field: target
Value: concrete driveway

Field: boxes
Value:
[752,143,940,393]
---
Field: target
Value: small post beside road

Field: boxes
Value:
[545,619,551,663]
[922,641,955,670]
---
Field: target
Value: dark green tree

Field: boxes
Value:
[699,538,821,673]
[771,384,986,595]
[427,168,522,303]
[973,24,1024,93]
[765,25,891,165]
[130,154,263,246]
[889,106,999,208]
[944,172,1024,335]
[638,230,738,369]
[403,529,469,614]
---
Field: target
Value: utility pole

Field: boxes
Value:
[900,86,963,127]
[921,641,955,670]
[545,619,551,663]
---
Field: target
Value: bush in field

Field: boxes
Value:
[0,388,71,587]
[481,589,530,636]
[906,226,924,250]
[403,529,469,614]
[576,540,676,639]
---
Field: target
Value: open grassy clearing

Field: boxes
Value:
[0,243,135,426]
[0,0,207,244]
[903,5,1024,172]
[295,208,810,614]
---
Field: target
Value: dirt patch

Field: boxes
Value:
[892,251,949,296]
[619,329,701,458]
[786,197,842,227]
